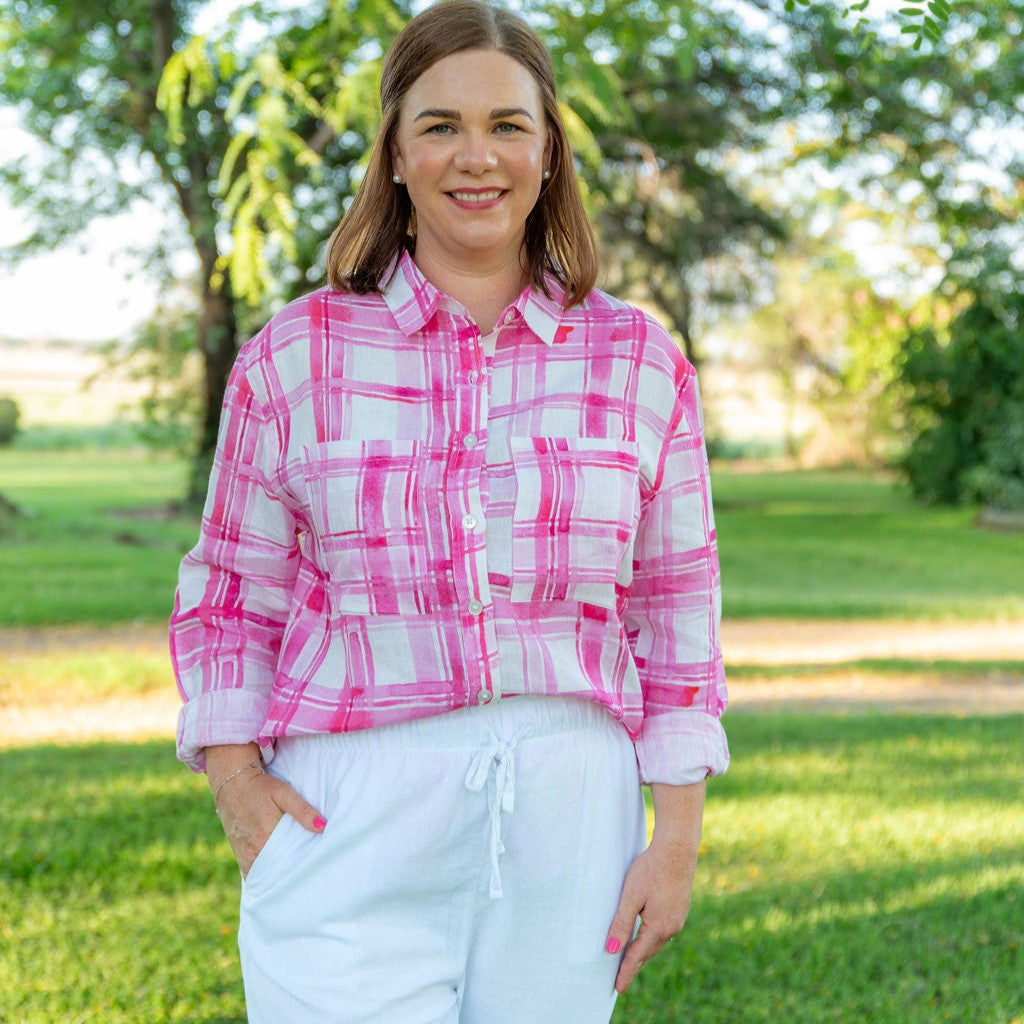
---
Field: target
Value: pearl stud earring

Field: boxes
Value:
[542,170,551,179]
[393,174,402,184]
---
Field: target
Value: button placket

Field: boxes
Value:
[446,315,499,706]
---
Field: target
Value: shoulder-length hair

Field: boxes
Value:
[325,0,597,308]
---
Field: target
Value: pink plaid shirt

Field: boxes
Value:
[171,252,728,784]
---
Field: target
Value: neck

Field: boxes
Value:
[413,244,528,334]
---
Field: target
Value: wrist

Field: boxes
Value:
[204,742,263,792]
[649,779,706,848]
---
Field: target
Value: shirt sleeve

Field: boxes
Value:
[170,341,299,772]
[623,366,729,786]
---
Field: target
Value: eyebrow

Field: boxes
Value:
[413,107,536,122]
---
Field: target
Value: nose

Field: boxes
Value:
[453,129,498,174]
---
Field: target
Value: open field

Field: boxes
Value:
[2,450,1023,626]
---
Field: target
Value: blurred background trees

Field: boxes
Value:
[1,0,1020,512]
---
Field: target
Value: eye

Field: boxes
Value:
[424,122,456,135]
[494,122,523,134]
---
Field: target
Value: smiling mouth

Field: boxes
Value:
[448,190,506,203]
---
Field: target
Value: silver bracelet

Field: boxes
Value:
[213,759,265,815]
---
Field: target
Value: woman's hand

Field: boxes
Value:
[605,779,706,994]
[206,743,327,878]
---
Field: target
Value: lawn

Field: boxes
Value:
[1,713,1021,1023]
[0,450,194,626]
[2,450,1023,625]
[713,469,1024,620]
[2,450,1022,1023]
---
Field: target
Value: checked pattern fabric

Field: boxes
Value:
[171,252,729,784]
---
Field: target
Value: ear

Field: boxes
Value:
[390,140,406,181]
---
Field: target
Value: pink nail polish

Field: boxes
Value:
[605,937,621,955]
[313,816,327,831]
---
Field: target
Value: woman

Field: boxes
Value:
[171,2,729,1021]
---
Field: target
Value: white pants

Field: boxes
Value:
[238,695,647,1024]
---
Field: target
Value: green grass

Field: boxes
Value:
[2,450,1024,625]
[0,450,195,626]
[713,469,1024,620]
[2,714,1021,1023]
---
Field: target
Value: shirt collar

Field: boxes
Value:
[382,249,569,347]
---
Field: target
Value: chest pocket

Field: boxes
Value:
[508,437,640,610]
[301,440,451,615]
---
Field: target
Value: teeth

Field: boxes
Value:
[451,190,503,202]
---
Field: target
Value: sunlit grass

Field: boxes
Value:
[0,641,173,704]
[616,713,1024,1024]
[2,716,1021,1023]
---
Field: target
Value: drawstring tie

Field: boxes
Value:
[464,731,522,899]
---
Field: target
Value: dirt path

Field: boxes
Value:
[2,619,1022,748]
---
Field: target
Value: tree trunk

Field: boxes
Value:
[186,248,239,509]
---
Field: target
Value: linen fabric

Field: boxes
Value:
[237,695,647,1024]
[171,251,728,783]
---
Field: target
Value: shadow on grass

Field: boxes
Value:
[717,712,1024,805]
[3,720,1022,1024]
[616,875,1024,1024]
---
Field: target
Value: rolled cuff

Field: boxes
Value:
[176,687,272,773]
[634,710,730,785]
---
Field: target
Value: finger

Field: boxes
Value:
[604,880,643,958]
[615,922,661,994]
[267,776,328,834]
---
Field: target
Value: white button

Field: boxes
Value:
[463,433,479,449]
[468,599,484,615]
[467,370,479,385]
[462,514,478,530]
[503,311,516,325]
[478,689,493,705]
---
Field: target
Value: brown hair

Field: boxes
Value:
[325,0,597,308]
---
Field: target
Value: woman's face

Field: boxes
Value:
[391,48,550,272]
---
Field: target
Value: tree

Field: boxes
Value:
[725,234,914,462]
[900,275,1024,511]
[0,0,406,504]
[161,0,975,376]
[0,395,20,445]
[0,0,1000,510]
[1,0,234,503]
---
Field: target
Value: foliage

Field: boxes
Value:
[899,282,1024,511]
[0,396,20,446]
[786,0,957,49]
[724,239,911,463]
[156,0,409,309]
[1,0,1018,507]
[95,300,205,454]
[0,0,240,505]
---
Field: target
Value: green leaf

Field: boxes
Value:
[217,129,254,197]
